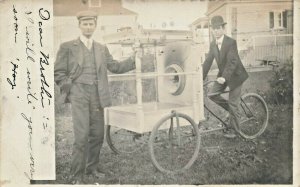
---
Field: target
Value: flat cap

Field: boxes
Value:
[76,10,98,21]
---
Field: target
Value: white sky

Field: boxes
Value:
[122,0,208,30]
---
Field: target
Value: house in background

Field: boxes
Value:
[122,0,207,31]
[204,0,293,67]
[190,17,210,46]
[53,0,138,54]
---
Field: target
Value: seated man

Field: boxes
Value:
[202,15,249,138]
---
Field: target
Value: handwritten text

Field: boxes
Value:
[26,68,38,104]
[13,5,18,43]
[21,113,35,180]
[40,51,52,107]
[38,8,50,47]
[7,59,19,90]
[25,27,35,63]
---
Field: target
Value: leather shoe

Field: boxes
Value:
[86,169,106,179]
[69,177,84,185]
[217,113,230,128]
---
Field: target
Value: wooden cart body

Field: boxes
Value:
[105,40,206,133]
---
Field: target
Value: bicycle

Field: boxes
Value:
[202,80,269,140]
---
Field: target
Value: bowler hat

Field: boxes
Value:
[210,15,227,28]
[76,10,98,21]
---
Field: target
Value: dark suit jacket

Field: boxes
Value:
[202,35,248,90]
[54,38,135,107]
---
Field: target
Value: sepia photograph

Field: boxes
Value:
[49,0,294,185]
[0,0,298,186]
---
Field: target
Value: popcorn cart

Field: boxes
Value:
[103,29,269,174]
[103,29,207,174]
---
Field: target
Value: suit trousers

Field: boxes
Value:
[208,82,242,128]
[69,83,104,179]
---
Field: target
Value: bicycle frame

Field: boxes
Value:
[202,80,259,133]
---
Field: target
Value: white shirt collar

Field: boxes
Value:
[216,34,224,45]
[80,35,93,48]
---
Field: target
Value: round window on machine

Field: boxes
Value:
[164,64,186,96]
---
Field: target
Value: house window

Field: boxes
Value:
[88,0,101,7]
[269,10,287,29]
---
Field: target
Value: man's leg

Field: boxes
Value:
[228,84,242,129]
[85,85,105,174]
[69,83,90,181]
[208,82,229,111]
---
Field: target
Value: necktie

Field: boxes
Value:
[217,41,221,50]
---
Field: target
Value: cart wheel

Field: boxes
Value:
[148,111,201,174]
[106,125,148,154]
[233,93,269,139]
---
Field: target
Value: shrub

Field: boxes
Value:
[268,58,293,105]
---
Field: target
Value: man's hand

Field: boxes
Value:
[217,77,226,84]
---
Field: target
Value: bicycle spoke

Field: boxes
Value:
[175,111,182,147]
[169,117,175,166]
[149,112,200,173]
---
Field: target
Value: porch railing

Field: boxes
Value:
[238,34,293,69]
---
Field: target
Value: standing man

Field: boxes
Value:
[54,10,136,184]
[202,15,249,138]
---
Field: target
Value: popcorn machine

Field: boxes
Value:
[103,28,207,174]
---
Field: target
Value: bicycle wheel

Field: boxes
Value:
[148,112,201,174]
[234,93,269,139]
[106,125,148,154]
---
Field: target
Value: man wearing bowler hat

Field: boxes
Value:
[202,15,249,138]
[54,10,137,184]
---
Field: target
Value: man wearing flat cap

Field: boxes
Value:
[202,15,249,138]
[54,10,137,184]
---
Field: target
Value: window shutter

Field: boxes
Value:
[269,12,274,29]
[283,10,287,28]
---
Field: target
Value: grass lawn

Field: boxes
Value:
[36,103,293,185]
